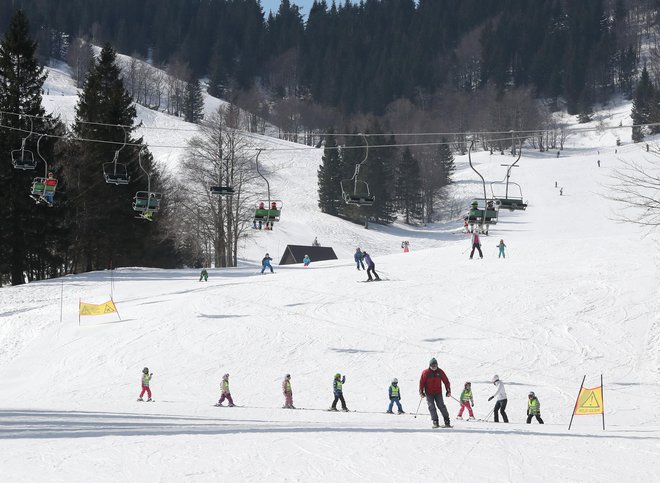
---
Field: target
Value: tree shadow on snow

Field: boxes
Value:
[0,409,657,442]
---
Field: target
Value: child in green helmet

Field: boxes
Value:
[330,373,348,411]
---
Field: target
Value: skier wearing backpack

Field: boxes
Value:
[282,374,295,409]
[488,374,508,422]
[419,358,452,428]
[137,367,153,402]
[470,231,483,259]
[330,373,348,411]
[216,373,235,407]
[527,392,544,424]
[456,381,474,420]
[386,378,404,414]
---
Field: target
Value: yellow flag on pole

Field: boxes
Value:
[79,300,118,316]
[574,386,604,415]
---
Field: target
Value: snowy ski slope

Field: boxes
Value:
[1,68,659,481]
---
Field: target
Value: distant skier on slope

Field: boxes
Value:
[354,248,365,270]
[497,239,506,259]
[470,231,483,259]
[456,381,474,420]
[362,251,380,281]
[330,373,349,411]
[282,374,295,409]
[137,367,153,402]
[419,358,452,428]
[386,378,404,414]
[216,373,235,407]
[527,392,544,424]
[199,268,208,281]
[488,374,508,423]
[261,253,274,274]
[303,254,311,267]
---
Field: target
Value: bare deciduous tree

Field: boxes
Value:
[607,149,660,226]
[176,107,261,267]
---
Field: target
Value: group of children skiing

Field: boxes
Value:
[136,362,544,427]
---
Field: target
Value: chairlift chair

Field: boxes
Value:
[210,186,235,196]
[467,199,499,225]
[11,142,36,170]
[490,181,527,211]
[341,179,375,206]
[254,200,283,222]
[133,191,162,211]
[104,126,130,185]
[103,162,130,185]
[29,135,57,206]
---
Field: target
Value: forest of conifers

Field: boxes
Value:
[0,0,648,118]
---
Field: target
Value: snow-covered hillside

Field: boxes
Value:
[3,79,660,480]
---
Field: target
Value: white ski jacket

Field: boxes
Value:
[491,380,507,401]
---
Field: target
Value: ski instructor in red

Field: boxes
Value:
[419,357,452,428]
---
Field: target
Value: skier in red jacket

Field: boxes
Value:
[419,357,452,428]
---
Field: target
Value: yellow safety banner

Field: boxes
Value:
[574,386,604,415]
[79,300,118,316]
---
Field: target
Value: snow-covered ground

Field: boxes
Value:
[2,66,660,481]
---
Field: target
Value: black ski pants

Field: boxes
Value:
[426,393,450,425]
[527,413,544,424]
[332,393,347,410]
[470,243,483,259]
[494,398,508,422]
[367,263,380,281]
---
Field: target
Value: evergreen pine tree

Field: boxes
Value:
[63,43,161,272]
[317,131,343,216]
[184,78,205,124]
[631,67,655,142]
[437,138,456,186]
[396,147,424,224]
[0,10,64,285]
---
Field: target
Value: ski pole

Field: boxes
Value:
[413,396,424,419]
[482,408,494,422]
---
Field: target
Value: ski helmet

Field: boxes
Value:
[465,381,471,387]
[492,374,499,383]
[285,374,291,378]
[392,378,398,384]
[142,367,149,374]
[334,373,341,379]
[223,373,229,379]
[528,391,535,398]
[429,357,438,367]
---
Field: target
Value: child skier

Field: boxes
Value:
[303,254,311,267]
[261,253,274,274]
[137,367,153,402]
[354,248,365,270]
[199,268,208,281]
[330,373,348,411]
[497,239,506,258]
[527,391,544,424]
[470,231,483,259]
[456,382,474,420]
[216,373,235,407]
[282,374,295,409]
[386,378,404,414]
